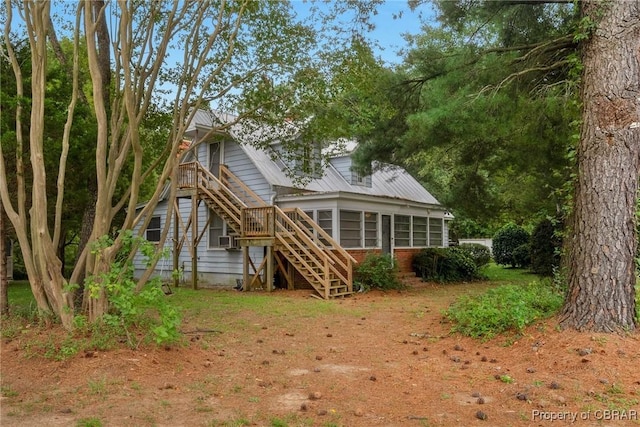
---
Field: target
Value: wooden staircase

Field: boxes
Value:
[177,162,355,298]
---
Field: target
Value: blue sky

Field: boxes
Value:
[291,0,435,65]
[368,1,433,64]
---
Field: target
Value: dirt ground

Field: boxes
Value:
[1,279,639,427]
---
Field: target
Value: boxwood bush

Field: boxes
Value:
[354,252,403,291]
[531,218,562,276]
[458,243,491,268]
[412,247,478,282]
[493,223,530,268]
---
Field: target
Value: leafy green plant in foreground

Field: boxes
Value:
[445,281,563,339]
[354,252,403,291]
[85,230,181,346]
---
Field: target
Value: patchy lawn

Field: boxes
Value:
[1,276,639,427]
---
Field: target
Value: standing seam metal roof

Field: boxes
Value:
[187,110,442,207]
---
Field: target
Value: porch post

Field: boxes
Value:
[173,200,179,287]
[243,245,250,291]
[287,262,295,290]
[191,195,198,290]
[266,245,274,292]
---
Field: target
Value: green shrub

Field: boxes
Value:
[354,252,403,291]
[512,243,531,268]
[445,281,563,339]
[458,243,491,268]
[86,230,181,346]
[493,223,530,268]
[412,247,478,282]
[531,218,562,276]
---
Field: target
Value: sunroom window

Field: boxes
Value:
[394,215,410,247]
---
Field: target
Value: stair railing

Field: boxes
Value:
[275,206,354,294]
[281,208,356,292]
[220,164,266,208]
[180,162,247,230]
[178,161,355,296]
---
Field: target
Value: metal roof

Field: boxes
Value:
[187,110,443,207]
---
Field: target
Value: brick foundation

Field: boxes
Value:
[346,248,422,274]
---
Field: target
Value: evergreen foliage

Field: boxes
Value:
[458,243,491,269]
[354,253,403,291]
[512,243,532,268]
[492,223,530,268]
[531,218,562,276]
[350,3,579,231]
[412,247,479,282]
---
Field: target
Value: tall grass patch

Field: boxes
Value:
[445,281,563,339]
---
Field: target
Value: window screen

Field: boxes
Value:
[413,216,428,247]
[317,210,333,245]
[394,215,410,247]
[364,212,378,247]
[146,216,161,242]
[429,217,443,246]
[340,210,362,248]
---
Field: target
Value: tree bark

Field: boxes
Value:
[0,202,8,315]
[559,0,639,332]
[74,187,96,308]
[29,2,76,330]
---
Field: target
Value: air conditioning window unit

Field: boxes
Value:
[218,235,239,249]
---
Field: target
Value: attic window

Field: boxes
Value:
[352,170,367,186]
[350,166,371,187]
[294,141,322,178]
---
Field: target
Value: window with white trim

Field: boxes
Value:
[208,212,225,248]
[295,141,322,178]
[364,212,378,247]
[429,217,443,246]
[413,216,428,247]
[340,210,362,248]
[317,210,333,245]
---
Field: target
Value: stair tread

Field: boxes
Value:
[200,180,354,300]
[328,292,353,298]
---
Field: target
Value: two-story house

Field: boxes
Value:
[134,110,452,299]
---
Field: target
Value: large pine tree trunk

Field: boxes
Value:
[559,0,639,332]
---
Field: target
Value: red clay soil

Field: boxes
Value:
[1,280,639,427]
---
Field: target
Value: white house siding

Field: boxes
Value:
[133,138,276,287]
[329,155,351,182]
[224,142,273,203]
[133,198,267,287]
[132,199,173,281]
[133,111,452,286]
